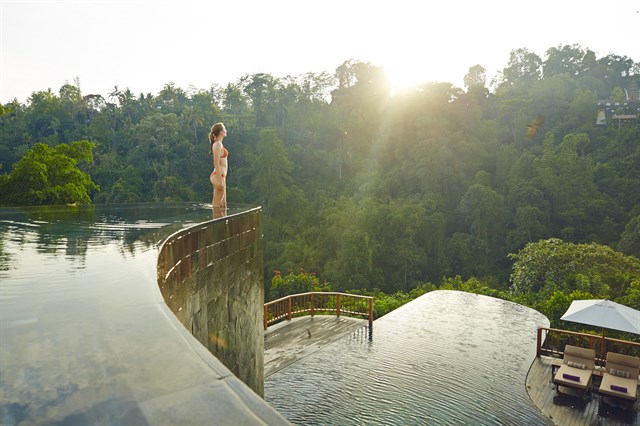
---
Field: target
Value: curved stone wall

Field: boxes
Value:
[157,208,264,396]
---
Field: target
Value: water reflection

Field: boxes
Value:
[0,203,258,425]
[265,290,552,425]
[1,204,208,260]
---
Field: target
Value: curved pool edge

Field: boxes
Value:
[153,291,290,426]
[156,207,290,424]
[0,203,290,426]
[525,356,557,425]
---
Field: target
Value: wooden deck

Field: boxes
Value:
[527,356,640,425]
[264,316,369,378]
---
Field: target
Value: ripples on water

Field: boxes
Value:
[264,291,552,425]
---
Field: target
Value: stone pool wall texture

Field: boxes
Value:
[157,208,265,396]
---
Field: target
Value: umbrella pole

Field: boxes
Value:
[601,328,606,365]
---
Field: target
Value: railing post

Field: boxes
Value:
[287,296,292,321]
[368,297,373,329]
[264,304,268,331]
[536,327,542,357]
[336,294,341,318]
[310,293,315,317]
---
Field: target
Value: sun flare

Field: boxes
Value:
[381,59,455,95]
[384,64,430,94]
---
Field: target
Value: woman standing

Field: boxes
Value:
[209,122,228,218]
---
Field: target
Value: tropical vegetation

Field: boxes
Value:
[1,44,639,328]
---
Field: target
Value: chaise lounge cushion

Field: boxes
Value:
[553,345,596,392]
[555,364,593,390]
[599,352,640,402]
[600,373,637,400]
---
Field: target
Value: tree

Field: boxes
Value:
[415,207,447,282]
[596,54,635,94]
[269,269,331,301]
[495,48,542,91]
[543,44,596,78]
[444,232,476,279]
[249,129,306,225]
[611,86,626,103]
[538,290,599,327]
[464,64,489,103]
[618,215,640,259]
[155,83,188,115]
[128,112,182,188]
[153,175,196,202]
[509,238,640,297]
[1,47,639,299]
[618,280,640,310]
[240,73,281,127]
[458,182,507,270]
[0,140,99,205]
[369,198,426,291]
[25,89,67,144]
[464,64,487,89]
[96,165,143,203]
[330,60,390,156]
[507,206,548,251]
[534,132,611,241]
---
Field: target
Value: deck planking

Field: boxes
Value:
[527,356,640,425]
[264,316,369,378]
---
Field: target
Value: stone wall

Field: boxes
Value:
[157,208,264,396]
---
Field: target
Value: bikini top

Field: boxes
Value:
[212,146,229,160]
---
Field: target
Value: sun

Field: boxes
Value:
[384,64,427,94]
[381,59,449,96]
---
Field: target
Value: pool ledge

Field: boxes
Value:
[157,207,290,424]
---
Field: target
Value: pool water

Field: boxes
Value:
[0,203,263,425]
[1,203,217,328]
[264,290,553,425]
[1,203,552,425]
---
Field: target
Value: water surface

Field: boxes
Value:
[0,203,269,425]
[265,290,552,425]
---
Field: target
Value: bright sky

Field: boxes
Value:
[1,0,638,104]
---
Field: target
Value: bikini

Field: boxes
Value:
[210,147,228,177]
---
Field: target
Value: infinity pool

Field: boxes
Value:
[264,290,552,425]
[1,203,553,425]
[0,203,286,426]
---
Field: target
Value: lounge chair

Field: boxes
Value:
[598,352,640,404]
[553,345,596,395]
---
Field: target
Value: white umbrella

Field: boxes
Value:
[561,299,640,335]
[561,299,640,359]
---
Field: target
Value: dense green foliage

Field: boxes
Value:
[0,141,99,205]
[2,45,639,324]
[509,238,640,297]
[270,269,332,300]
[508,239,640,328]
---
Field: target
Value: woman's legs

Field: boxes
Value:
[210,172,227,218]
[212,179,226,207]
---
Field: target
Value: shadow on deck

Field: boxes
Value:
[264,316,369,378]
[527,356,640,425]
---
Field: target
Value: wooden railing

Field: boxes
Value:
[537,327,640,365]
[264,292,373,331]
